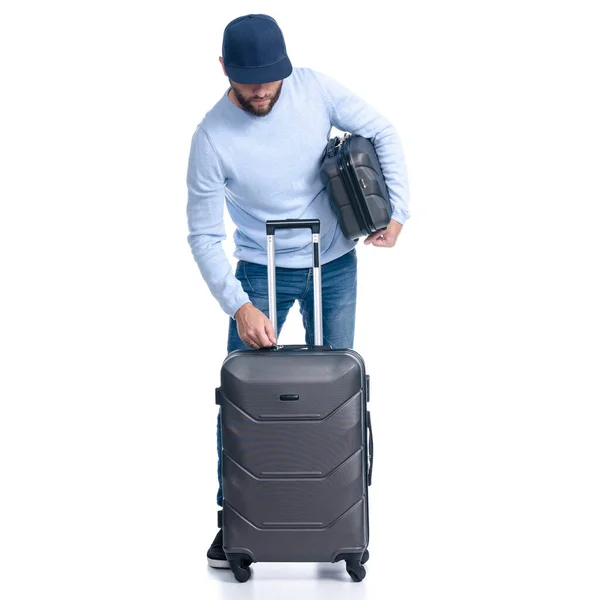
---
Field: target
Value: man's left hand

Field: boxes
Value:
[363,219,403,247]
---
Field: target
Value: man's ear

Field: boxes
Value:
[219,57,227,76]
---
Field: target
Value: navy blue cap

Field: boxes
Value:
[222,14,293,84]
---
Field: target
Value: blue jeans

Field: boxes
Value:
[216,247,358,507]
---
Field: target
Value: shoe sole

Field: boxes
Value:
[207,557,230,569]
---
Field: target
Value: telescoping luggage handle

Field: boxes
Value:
[266,219,323,346]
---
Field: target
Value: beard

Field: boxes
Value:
[229,80,283,117]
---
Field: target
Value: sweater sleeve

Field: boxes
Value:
[311,70,411,225]
[186,126,250,319]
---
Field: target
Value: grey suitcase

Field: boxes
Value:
[215,218,373,583]
[320,133,392,240]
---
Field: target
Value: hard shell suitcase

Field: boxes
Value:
[215,219,373,583]
[320,133,392,240]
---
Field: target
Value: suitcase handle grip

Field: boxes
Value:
[266,219,320,235]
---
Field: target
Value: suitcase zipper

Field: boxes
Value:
[337,137,377,235]
[344,140,377,234]
[337,139,369,235]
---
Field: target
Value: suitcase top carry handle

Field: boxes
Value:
[266,219,323,346]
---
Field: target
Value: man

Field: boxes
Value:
[186,14,410,568]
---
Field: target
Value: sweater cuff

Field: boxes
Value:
[229,296,252,320]
[391,209,410,226]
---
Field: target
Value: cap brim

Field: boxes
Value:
[226,56,292,84]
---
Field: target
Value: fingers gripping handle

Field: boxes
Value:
[266,219,323,345]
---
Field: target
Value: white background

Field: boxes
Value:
[1,0,599,598]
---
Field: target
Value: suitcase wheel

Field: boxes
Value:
[232,564,252,583]
[346,559,366,582]
[228,555,253,583]
[361,548,370,564]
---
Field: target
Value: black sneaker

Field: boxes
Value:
[207,529,229,569]
[207,511,229,569]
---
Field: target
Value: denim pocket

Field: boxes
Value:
[235,261,255,293]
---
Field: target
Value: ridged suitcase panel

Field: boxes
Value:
[222,448,365,527]
[224,494,367,563]
[220,351,362,419]
[221,390,362,476]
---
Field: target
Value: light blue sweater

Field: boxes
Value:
[186,67,410,319]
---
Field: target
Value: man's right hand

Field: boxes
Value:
[234,302,277,348]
